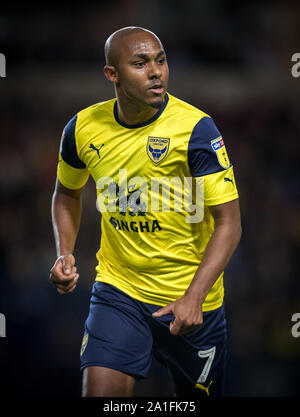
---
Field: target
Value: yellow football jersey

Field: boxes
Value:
[57,93,239,311]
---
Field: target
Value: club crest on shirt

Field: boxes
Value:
[146,136,170,164]
[210,136,230,169]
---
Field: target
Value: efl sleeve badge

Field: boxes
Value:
[210,136,231,169]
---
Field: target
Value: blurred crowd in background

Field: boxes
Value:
[0,0,299,396]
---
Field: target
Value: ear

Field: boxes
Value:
[104,65,118,83]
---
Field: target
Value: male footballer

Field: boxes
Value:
[50,26,242,397]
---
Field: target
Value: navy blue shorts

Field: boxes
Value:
[80,282,227,397]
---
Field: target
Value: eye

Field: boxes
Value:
[157,57,166,65]
[134,61,145,68]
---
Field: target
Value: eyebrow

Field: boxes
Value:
[132,50,166,60]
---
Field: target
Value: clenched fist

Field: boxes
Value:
[50,254,79,295]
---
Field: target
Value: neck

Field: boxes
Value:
[115,91,160,126]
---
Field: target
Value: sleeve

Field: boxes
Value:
[56,115,90,190]
[187,116,231,177]
[203,165,239,206]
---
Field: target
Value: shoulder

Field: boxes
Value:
[63,98,116,134]
[166,95,231,177]
[60,98,116,167]
[166,95,221,146]
[167,93,210,123]
[76,98,116,126]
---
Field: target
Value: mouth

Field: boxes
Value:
[148,83,165,94]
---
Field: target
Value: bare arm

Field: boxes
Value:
[152,198,242,334]
[185,198,242,303]
[50,179,84,294]
[52,178,83,256]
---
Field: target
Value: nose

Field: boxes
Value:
[148,61,161,79]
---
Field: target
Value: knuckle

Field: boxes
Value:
[66,254,75,263]
[52,275,62,284]
[50,274,58,284]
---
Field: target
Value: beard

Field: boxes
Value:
[149,94,166,109]
[150,101,163,109]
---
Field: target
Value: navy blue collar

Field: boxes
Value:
[114,93,169,129]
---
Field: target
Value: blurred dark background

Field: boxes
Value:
[0,0,299,397]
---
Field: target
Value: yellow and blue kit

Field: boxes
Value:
[57,93,239,395]
[57,93,239,311]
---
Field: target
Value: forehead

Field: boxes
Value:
[118,32,164,60]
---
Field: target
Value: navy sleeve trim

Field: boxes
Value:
[60,115,86,169]
[187,116,230,177]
